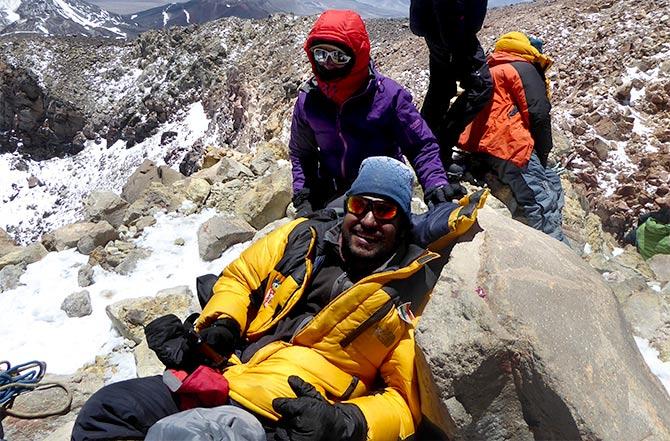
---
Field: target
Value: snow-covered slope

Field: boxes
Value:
[0,0,143,38]
[127,0,410,29]
[0,0,22,27]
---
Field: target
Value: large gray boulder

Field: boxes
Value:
[121,160,185,204]
[191,157,253,184]
[198,216,256,261]
[0,243,48,270]
[106,286,197,344]
[121,159,160,204]
[417,207,670,440]
[235,165,291,230]
[42,221,117,253]
[0,264,26,292]
[84,191,129,228]
[123,182,185,225]
[61,290,93,318]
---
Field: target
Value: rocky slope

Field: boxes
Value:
[1,158,669,440]
[2,1,670,439]
[1,0,668,244]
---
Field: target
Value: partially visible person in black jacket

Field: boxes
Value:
[410,0,493,168]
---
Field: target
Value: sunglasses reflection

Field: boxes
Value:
[346,196,398,220]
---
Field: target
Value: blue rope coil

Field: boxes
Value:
[0,361,46,406]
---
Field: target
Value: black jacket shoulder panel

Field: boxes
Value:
[510,60,553,166]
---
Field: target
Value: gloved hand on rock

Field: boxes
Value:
[292,188,314,218]
[424,183,467,208]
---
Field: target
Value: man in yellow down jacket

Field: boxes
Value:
[72,156,484,441]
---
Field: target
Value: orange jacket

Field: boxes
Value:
[458,51,553,167]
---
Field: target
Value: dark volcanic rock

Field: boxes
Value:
[0,61,85,159]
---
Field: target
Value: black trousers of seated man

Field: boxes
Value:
[72,375,277,441]
[72,376,181,440]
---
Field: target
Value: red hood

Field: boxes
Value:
[304,10,371,105]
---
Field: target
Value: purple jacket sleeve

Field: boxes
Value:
[288,94,319,194]
[392,87,448,191]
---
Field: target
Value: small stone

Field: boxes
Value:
[115,249,151,275]
[61,290,93,318]
[135,216,156,232]
[78,264,95,287]
[174,238,185,246]
[0,264,26,292]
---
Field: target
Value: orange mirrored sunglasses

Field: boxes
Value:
[345,195,398,220]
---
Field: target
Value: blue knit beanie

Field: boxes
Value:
[529,36,544,54]
[347,156,414,219]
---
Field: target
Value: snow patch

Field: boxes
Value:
[635,337,670,394]
[0,102,210,244]
[0,0,21,23]
[53,0,101,28]
[0,209,247,374]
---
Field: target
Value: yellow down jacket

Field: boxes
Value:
[195,191,486,440]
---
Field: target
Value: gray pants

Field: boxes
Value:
[487,152,568,244]
[146,405,266,441]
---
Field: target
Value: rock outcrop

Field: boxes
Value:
[418,207,670,439]
[0,61,85,159]
[41,221,117,253]
[83,191,129,229]
[105,286,197,344]
[197,215,256,261]
[0,242,48,270]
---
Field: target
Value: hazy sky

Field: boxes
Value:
[88,0,530,16]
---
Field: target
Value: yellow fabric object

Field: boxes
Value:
[195,197,484,441]
[494,31,553,96]
[426,189,489,253]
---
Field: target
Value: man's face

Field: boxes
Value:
[341,195,404,268]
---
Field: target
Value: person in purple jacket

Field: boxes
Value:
[289,9,464,216]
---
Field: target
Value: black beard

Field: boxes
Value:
[340,227,398,279]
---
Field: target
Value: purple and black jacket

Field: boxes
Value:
[289,67,448,208]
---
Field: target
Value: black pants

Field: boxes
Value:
[421,36,492,167]
[71,376,180,440]
[71,376,280,441]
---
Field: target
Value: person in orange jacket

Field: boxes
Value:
[458,32,568,243]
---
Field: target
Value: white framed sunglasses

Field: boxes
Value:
[311,46,352,66]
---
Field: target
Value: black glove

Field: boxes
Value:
[272,376,367,441]
[424,183,467,207]
[198,317,241,358]
[292,188,314,217]
[144,314,195,370]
